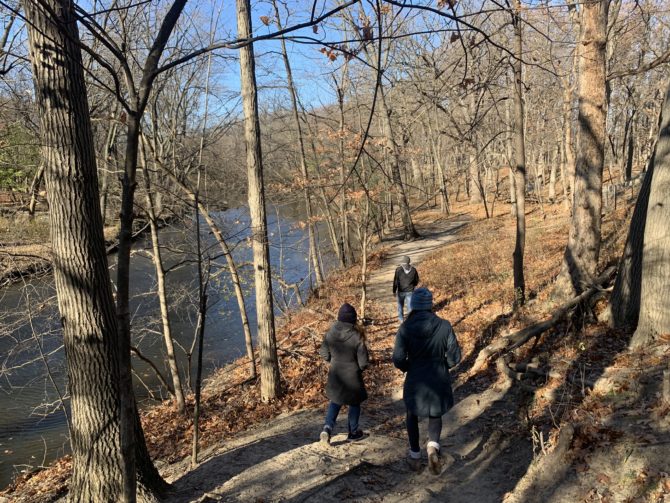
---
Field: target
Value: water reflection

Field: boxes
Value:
[0,202,332,488]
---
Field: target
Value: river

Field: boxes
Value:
[0,201,333,488]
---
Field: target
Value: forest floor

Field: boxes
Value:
[2,202,669,502]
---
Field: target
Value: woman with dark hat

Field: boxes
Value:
[319,303,369,444]
[393,287,461,474]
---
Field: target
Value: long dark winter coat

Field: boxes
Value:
[392,310,461,417]
[320,321,369,405]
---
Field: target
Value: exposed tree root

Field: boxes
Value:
[472,266,616,374]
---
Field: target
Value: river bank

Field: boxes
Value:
[0,202,331,490]
[0,213,180,287]
[5,202,665,502]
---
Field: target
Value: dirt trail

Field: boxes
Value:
[163,216,535,502]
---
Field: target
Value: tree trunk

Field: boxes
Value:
[624,113,635,181]
[379,86,419,240]
[549,143,558,203]
[511,0,527,308]
[554,0,609,299]
[237,0,280,400]
[139,145,186,414]
[27,164,44,217]
[507,104,517,216]
[100,110,119,226]
[273,0,324,288]
[427,116,449,214]
[468,152,482,204]
[22,2,168,500]
[335,81,353,265]
[153,153,257,379]
[612,81,670,347]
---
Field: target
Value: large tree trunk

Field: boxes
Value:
[511,0,527,308]
[272,0,324,288]
[554,0,609,299]
[237,0,280,401]
[611,81,670,347]
[22,2,167,500]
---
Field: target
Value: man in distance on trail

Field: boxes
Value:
[393,255,419,322]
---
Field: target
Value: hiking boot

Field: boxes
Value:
[427,445,444,475]
[406,454,422,472]
[347,429,365,441]
[320,427,331,446]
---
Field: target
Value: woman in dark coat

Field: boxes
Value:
[319,303,369,444]
[392,287,461,474]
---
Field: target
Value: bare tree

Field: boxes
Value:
[554,0,609,299]
[237,0,280,400]
[271,0,325,288]
[510,0,527,308]
[610,78,670,347]
[21,0,166,499]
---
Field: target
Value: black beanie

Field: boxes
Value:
[337,303,357,324]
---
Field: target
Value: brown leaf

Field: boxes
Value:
[596,473,611,485]
[312,24,319,34]
[260,15,270,26]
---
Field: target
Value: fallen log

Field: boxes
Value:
[472,266,616,374]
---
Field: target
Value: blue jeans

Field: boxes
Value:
[397,291,412,322]
[324,402,361,433]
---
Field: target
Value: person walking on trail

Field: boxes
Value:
[319,303,369,445]
[393,255,419,322]
[392,287,461,475]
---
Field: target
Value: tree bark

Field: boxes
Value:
[554,0,609,299]
[237,0,280,400]
[612,80,670,347]
[511,0,527,308]
[22,2,167,500]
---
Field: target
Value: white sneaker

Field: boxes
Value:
[320,427,331,446]
[427,445,443,475]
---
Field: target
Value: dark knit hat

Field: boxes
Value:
[337,303,357,324]
[410,287,433,311]
[400,255,410,265]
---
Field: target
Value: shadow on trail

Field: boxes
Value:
[166,411,320,502]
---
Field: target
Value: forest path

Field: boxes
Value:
[364,214,470,318]
[164,214,535,502]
